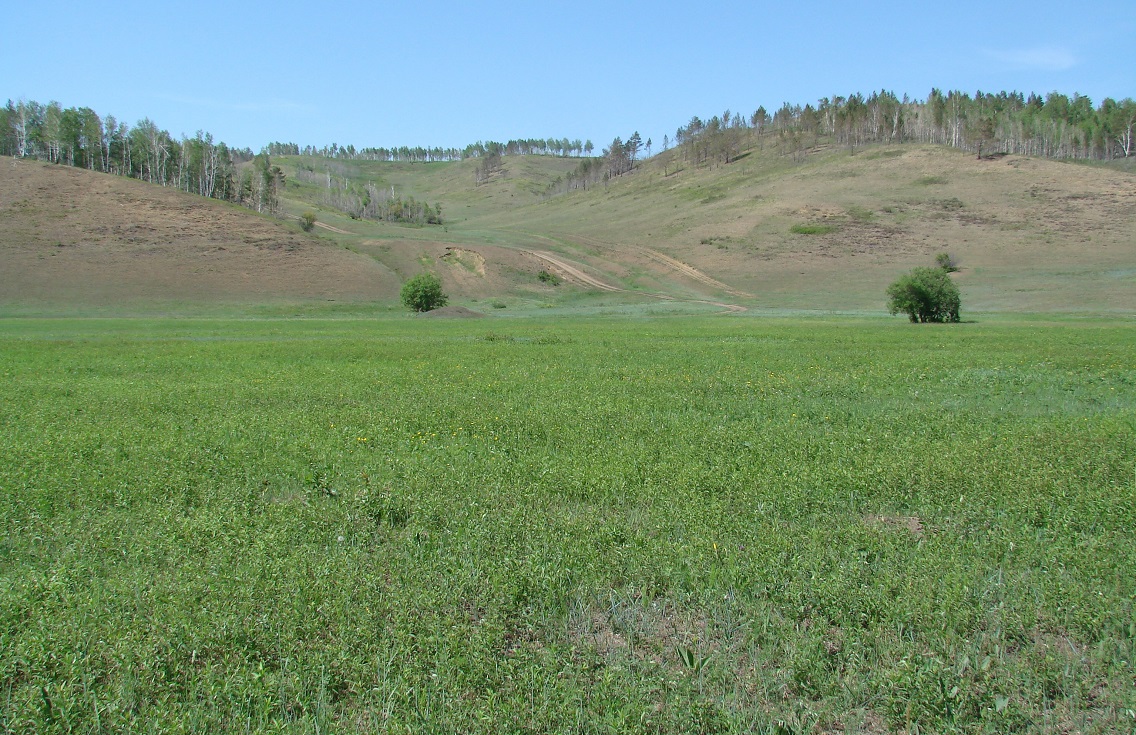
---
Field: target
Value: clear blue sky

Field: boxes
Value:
[4,0,1133,152]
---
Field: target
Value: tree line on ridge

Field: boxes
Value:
[547,89,1135,195]
[4,88,1132,214]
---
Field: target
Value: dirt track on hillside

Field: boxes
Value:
[563,233,752,298]
[313,221,353,235]
[520,243,747,313]
[514,231,750,312]
[631,245,752,297]
[521,250,622,292]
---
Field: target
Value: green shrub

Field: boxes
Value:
[537,270,561,285]
[299,211,317,232]
[400,273,448,312]
[886,266,961,323]
[790,223,838,235]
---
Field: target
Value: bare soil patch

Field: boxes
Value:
[441,247,486,276]
[865,514,924,538]
[570,595,724,670]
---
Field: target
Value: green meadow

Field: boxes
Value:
[2,316,1134,733]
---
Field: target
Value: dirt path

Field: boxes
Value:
[566,233,751,297]
[688,299,747,313]
[522,249,623,292]
[313,221,354,235]
[629,246,752,298]
[517,237,747,313]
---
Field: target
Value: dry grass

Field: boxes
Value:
[4,141,1134,314]
[479,144,1136,312]
[0,159,398,309]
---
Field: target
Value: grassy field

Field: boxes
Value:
[2,315,1134,733]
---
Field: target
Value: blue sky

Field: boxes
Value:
[4,0,1133,152]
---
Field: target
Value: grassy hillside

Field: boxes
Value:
[0,159,399,315]
[273,141,1136,315]
[275,154,584,223]
[3,136,1134,315]
[491,145,1136,312]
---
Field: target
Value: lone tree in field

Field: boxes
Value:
[886,266,961,323]
[401,273,448,313]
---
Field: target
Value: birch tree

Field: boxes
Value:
[1105,98,1136,157]
[7,99,30,157]
[43,102,63,163]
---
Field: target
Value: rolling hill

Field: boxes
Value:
[0,159,399,313]
[3,138,1134,315]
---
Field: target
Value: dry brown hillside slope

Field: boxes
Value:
[4,146,1135,314]
[0,159,398,309]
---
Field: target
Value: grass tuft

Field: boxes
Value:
[790,223,839,235]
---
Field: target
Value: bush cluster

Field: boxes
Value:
[400,273,448,312]
[886,266,961,323]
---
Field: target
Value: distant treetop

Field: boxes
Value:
[261,137,592,162]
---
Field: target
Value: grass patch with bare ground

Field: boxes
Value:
[790,223,840,235]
